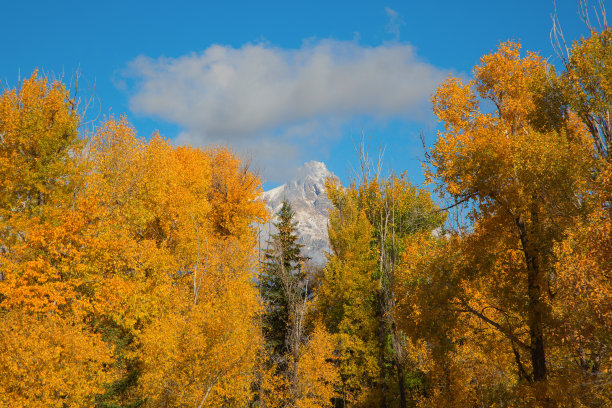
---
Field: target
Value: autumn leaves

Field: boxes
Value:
[400,39,612,406]
[0,73,266,407]
[0,26,611,408]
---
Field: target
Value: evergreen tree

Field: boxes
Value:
[260,200,308,361]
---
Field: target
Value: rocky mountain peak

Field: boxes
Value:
[260,161,336,266]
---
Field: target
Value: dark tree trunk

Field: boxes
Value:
[396,361,407,408]
[516,216,547,382]
[377,291,389,408]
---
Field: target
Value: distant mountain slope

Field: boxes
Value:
[260,161,336,266]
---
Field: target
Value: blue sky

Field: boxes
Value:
[0,1,592,189]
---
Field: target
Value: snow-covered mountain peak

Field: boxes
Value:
[260,161,336,266]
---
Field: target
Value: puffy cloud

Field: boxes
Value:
[127,39,447,137]
[124,39,449,182]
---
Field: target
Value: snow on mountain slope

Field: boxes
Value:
[260,161,336,266]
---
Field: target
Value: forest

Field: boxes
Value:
[0,12,611,408]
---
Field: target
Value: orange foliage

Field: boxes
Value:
[0,73,267,406]
[0,311,114,408]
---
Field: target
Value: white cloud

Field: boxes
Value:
[385,7,404,40]
[127,39,446,136]
[124,38,449,182]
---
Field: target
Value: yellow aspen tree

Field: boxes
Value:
[317,181,381,407]
[0,73,116,406]
[295,323,341,408]
[133,143,266,407]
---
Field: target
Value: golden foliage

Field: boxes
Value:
[0,73,266,406]
[0,310,113,408]
[1,25,611,408]
[295,323,341,408]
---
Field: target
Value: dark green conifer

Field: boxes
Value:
[260,200,308,360]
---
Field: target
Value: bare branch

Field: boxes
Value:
[550,0,570,67]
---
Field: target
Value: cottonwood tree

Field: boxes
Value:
[399,41,600,407]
